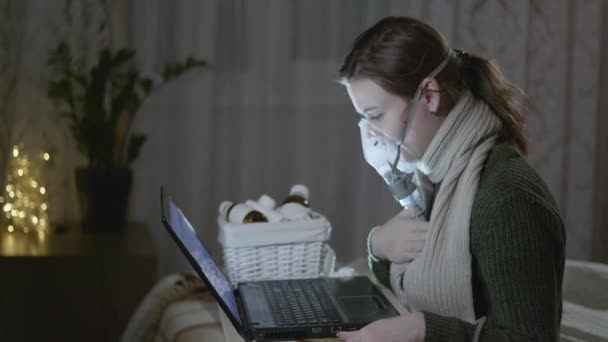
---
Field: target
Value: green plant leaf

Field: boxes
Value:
[112,48,135,68]
[47,41,72,73]
[161,58,207,83]
[140,78,154,96]
[84,48,112,122]
[47,79,72,103]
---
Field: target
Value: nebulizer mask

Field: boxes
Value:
[359,53,451,217]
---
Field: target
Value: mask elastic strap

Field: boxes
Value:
[390,51,452,175]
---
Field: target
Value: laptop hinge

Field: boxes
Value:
[235,289,253,337]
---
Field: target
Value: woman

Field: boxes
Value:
[336,17,565,342]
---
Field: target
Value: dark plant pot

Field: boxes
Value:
[75,167,133,233]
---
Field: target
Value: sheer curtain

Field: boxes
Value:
[125,0,604,276]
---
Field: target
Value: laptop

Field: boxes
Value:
[160,187,398,341]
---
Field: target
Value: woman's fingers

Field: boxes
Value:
[389,235,427,262]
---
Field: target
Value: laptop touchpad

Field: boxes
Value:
[338,296,387,322]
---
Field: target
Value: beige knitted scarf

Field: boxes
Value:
[389,92,502,323]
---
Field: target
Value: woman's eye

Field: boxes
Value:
[369,113,384,121]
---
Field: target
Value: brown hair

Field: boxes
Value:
[339,16,528,155]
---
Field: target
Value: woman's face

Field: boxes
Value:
[345,77,445,163]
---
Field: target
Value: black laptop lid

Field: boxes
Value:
[160,188,244,333]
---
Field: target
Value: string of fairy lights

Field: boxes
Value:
[1,145,50,235]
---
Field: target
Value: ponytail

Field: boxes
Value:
[457,51,528,155]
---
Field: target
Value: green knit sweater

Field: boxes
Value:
[369,142,566,341]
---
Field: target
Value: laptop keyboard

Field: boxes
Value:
[263,279,342,326]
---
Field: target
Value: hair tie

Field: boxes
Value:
[453,49,469,58]
[453,49,471,67]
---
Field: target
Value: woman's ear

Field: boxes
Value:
[421,77,441,114]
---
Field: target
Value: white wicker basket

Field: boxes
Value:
[217,212,335,286]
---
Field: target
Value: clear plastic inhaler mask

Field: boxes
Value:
[358,53,450,213]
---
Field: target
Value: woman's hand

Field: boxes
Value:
[370,209,429,263]
[336,312,425,342]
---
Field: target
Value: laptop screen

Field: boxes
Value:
[165,196,241,324]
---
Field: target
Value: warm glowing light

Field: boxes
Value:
[7,225,14,232]
[4,145,51,234]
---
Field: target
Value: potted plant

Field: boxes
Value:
[47,42,206,232]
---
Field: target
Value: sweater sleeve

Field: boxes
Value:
[423,194,565,341]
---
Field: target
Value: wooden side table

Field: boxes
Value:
[0,223,157,342]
